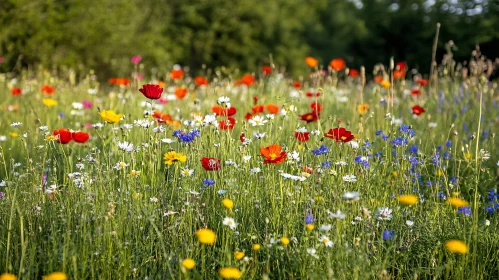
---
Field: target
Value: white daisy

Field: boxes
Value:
[223,217,238,230]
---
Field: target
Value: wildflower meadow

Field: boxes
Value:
[0,52,498,279]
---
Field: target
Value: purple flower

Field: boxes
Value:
[131,55,142,64]
[457,207,471,216]
[382,230,395,240]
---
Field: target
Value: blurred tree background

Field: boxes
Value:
[0,0,498,78]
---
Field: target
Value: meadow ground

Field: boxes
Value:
[0,57,498,279]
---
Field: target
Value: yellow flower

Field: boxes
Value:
[381,80,391,88]
[128,170,141,176]
[9,132,18,137]
[42,272,67,280]
[164,151,187,165]
[222,198,234,209]
[436,169,445,177]
[306,224,314,232]
[42,98,58,107]
[0,273,17,280]
[358,103,369,115]
[252,244,261,251]
[234,251,245,260]
[218,267,242,279]
[196,228,216,245]
[45,135,57,141]
[445,240,469,254]
[464,153,472,159]
[182,258,196,270]
[447,197,469,208]
[397,194,418,206]
[281,237,290,246]
[98,110,123,123]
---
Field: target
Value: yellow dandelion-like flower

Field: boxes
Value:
[381,80,391,88]
[42,98,58,107]
[281,237,290,246]
[9,132,18,137]
[397,194,418,206]
[222,198,234,209]
[42,272,67,280]
[218,267,242,279]
[164,151,187,165]
[445,240,469,254]
[447,197,469,208]
[358,103,369,115]
[252,244,261,251]
[98,110,123,123]
[182,258,196,270]
[306,224,314,232]
[196,228,216,245]
[234,251,245,260]
[45,135,57,141]
[0,273,17,280]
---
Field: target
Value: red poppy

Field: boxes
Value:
[374,76,383,83]
[174,87,188,99]
[294,131,310,142]
[260,144,287,164]
[293,81,302,89]
[240,74,255,86]
[10,87,22,96]
[239,133,246,142]
[153,111,173,123]
[252,105,265,114]
[72,131,90,143]
[109,78,130,86]
[310,102,322,112]
[393,70,406,79]
[41,85,55,95]
[411,89,420,95]
[219,117,236,130]
[266,104,280,114]
[305,57,318,68]
[201,157,221,171]
[170,69,184,80]
[349,69,359,77]
[396,62,406,71]
[412,105,425,115]
[299,111,319,123]
[244,113,254,120]
[329,58,346,71]
[416,79,429,86]
[53,128,72,144]
[306,91,321,97]
[139,84,164,100]
[324,127,354,143]
[212,105,236,116]
[262,66,272,75]
[253,96,259,104]
[194,76,209,86]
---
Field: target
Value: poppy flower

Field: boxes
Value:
[396,62,406,71]
[306,91,321,97]
[201,157,221,171]
[239,133,246,142]
[253,96,259,104]
[294,129,310,142]
[194,76,209,86]
[252,105,265,114]
[411,89,420,95]
[10,87,22,96]
[310,102,322,112]
[358,104,369,115]
[349,69,359,77]
[412,105,425,115]
[41,85,55,94]
[299,111,319,123]
[219,117,236,130]
[72,132,90,143]
[212,105,236,116]
[374,76,383,83]
[292,81,302,89]
[262,66,272,75]
[329,58,346,71]
[153,111,173,123]
[305,56,318,68]
[53,128,72,144]
[260,144,287,164]
[240,74,255,86]
[244,113,254,120]
[416,78,429,86]
[174,87,188,99]
[324,127,355,142]
[139,84,164,100]
[393,70,405,79]
[265,104,280,114]
[109,78,130,86]
[170,69,184,80]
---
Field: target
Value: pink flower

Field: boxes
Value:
[131,55,142,64]
[82,100,93,109]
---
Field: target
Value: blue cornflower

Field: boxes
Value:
[312,145,329,156]
[203,179,215,186]
[445,140,452,148]
[408,145,418,155]
[390,137,408,147]
[382,230,395,240]
[437,145,443,150]
[443,152,451,160]
[321,161,332,168]
[305,214,314,224]
[457,206,471,216]
[376,130,383,136]
[364,141,371,147]
[374,152,382,158]
[382,134,389,141]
